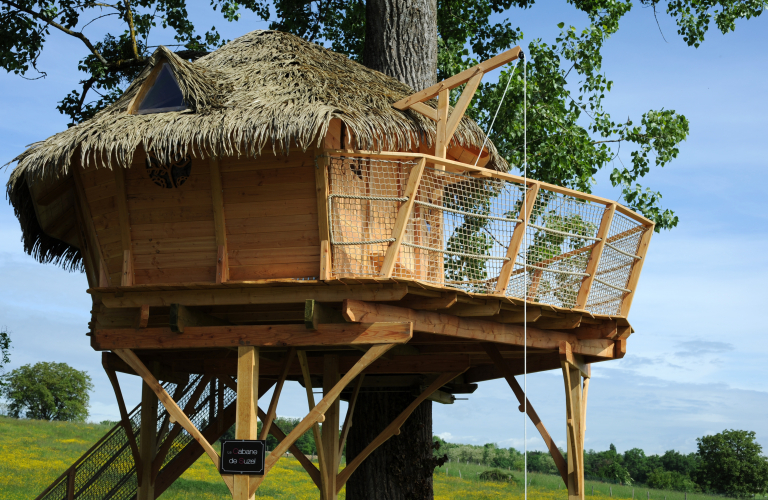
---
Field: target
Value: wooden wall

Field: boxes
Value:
[78,148,319,286]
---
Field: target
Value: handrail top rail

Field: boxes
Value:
[323,149,654,227]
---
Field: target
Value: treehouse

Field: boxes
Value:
[7,30,652,500]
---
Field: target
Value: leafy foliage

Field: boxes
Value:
[692,429,768,497]
[0,0,762,226]
[0,361,93,421]
[0,327,10,378]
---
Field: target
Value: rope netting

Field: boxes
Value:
[326,155,647,316]
[39,375,236,500]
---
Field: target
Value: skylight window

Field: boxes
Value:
[136,63,188,114]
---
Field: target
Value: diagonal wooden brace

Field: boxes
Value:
[482,343,568,485]
[260,347,296,440]
[113,349,235,495]
[248,343,398,497]
[257,406,322,489]
[335,370,465,493]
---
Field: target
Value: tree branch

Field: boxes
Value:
[2,0,109,65]
[123,0,139,60]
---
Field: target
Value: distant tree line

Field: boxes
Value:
[434,430,768,498]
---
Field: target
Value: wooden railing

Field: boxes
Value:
[321,150,654,317]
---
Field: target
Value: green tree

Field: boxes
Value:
[0,327,10,379]
[0,361,93,421]
[647,468,700,492]
[692,429,768,497]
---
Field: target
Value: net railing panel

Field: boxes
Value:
[38,375,236,500]
[326,154,650,316]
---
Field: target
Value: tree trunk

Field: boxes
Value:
[363,0,438,92]
[348,3,441,499]
[346,392,439,500]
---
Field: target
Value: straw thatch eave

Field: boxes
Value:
[6,29,509,270]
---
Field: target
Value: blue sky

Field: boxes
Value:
[0,2,766,456]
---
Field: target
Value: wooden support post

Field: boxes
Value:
[435,89,450,159]
[338,375,364,468]
[316,155,332,280]
[322,355,340,500]
[494,182,541,294]
[297,349,327,497]
[249,344,397,497]
[380,158,427,277]
[66,466,76,500]
[138,364,158,500]
[575,204,615,309]
[235,346,259,500]
[482,343,568,484]
[260,348,296,440]
[210,158,229,283]
[113,166,134,286]
[113,349,234,495]
[562,360,585,500]
[102,354,143,484]
[620,225,654,317]
[336,371,464,493]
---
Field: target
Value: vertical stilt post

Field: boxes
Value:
[235,346,259,500]
[138,368,158,500]
[322,355,340,500]
[562,362,584,500]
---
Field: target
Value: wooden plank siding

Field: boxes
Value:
[221,150,320,281]
[79,149,321,285]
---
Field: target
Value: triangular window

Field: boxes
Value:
[136,63,187,114]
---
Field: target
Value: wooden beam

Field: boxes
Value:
[98,283,410,308]
[444,73,484,141]
[492,307,542,324]
[434,90,450,159]
[93,322,413,350]
[305,299,346,330]
[138,363,158,500]
[620,225,654,317]
[113,166,134,286]
[536,313,582,330]
[338,375,364,468]
[102,354,142,485]
[342,300,614,358]
[562,361,584,499]
[138,305,150,329]
[576,204,615,309]
[380,158,427,277]
[210,158,229,284]
[400,292,458,310]
[316,155,332,280]
[169,304,230,333]
[559,341,589,379]
[443,300,501,317]
[494,182,540,294]
[409,102,438,121]
[297,349,327,496]
[257,406,322,488]
[322,355,341,499]
[249,344,397,496]
[113,349,234,494]
[336,371,464,492]
[234,346,258,500]
[392,46,522,109]
[260,348,296,440]
[482,343,568,484]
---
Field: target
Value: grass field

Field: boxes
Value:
[0,416,741,500]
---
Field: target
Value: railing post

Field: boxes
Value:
[619,223,654,316]
[494,182,540,294]
[380,158,427,278]
[575,203,615,310]
[66,467,75,500]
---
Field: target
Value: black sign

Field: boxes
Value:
[219,440,266,475]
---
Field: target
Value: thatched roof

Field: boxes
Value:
[6,29,507,270]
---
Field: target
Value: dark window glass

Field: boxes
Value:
[137,63,187,114]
